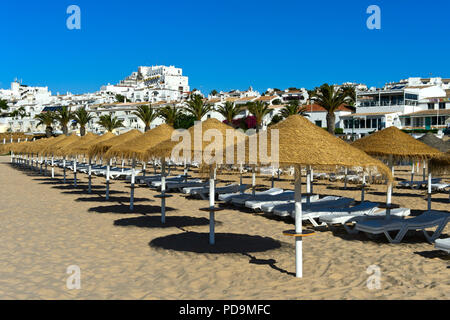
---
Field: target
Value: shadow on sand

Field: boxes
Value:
[149,232,295,276]
[89,204,169,215]
[114,215,212,229]
[150,232,281,254]
[75,195,148,203]
[414,250,450,263]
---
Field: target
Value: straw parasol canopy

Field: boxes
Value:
[351,126,441,160]
[67,132,115,157]
[8,140,31,154]
[88,129,143,158]
[429,151,450,174]
[41,134,81,156]
[235,115,392,179]
[21,137,55,154]
[148,118,246,165]
[417,132,450,153]
[105,124,175,161]
[25,134,69,155]
[56,132,98,157]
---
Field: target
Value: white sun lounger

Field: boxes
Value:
[134,175,162,184]
[165,180,206,191]
[320,206,411,234]
[260,195,341,214]
[188,184,251,200]
[431,183,450,191]
[150,176,185,188]
[398,178,442,189]
[229,188,285,206]
[355,211,450,243]
[435,238,450,253]
[244,191,319,211]
[247,193,320,211]
[273,197,355,218]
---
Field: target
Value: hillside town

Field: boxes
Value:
[1,65,449,138]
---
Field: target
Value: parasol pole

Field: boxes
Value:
[386,154,394,220]
[106,158,111,200]
[88,157,92,194]
[344,167,348,189]
[160,159,167,223]
[271,166,275,188]
[130,158,136,211]
[427,161,432,211]
[51,154,55,179]
[209,165,216,245]
[73,155,77,187]
[239,163,244,193]
[361,172,366,202]
[63,157,66,183]
[252,165,256,197]
[295,165,303,278]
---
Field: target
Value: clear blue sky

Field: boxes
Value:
[1,0,449,95]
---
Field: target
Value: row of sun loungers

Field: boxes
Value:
[398,178,442,189]
[354,211,450,244]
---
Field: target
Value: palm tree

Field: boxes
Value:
[54,106,73,135]
[133,104,158,132]
[341,85,356,106]
[97,113,124,132]
[35,112,55,138]
[159,105,181,127]
[184,94,213,121]
[0,99,8,117]
[73,107,94,136]
[247,101,271,132]
[9,106,27,119]
[280,100,308,119]
[216,101,242,124]
[312,84,348,135]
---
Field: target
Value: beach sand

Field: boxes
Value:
[0,155,448,300]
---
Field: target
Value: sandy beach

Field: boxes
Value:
[0,155,448,300]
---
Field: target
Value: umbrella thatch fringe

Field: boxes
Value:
[429,151,450,174]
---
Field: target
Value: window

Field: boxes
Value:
[428,103,435,110]
[371,118,377,128]
[315,120,322,127]
[404,117,411,126]
[344,120,349,129]
[439,102,446,109]
[360,119,366,128]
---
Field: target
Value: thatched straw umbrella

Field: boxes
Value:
[148,118,247,240]
[417,132,450,153]
[62,132,115,193]
[8,140,31,167]
[352,126,441,211]
[52,133,99,186]
[105,124,175,211]
[239,115,392,278]
[42,134,80,182]
[429,151,450,202]
[88,130,143,199]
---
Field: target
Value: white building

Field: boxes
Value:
[342,77,450,137]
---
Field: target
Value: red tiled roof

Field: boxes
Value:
[303,104,353,113]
